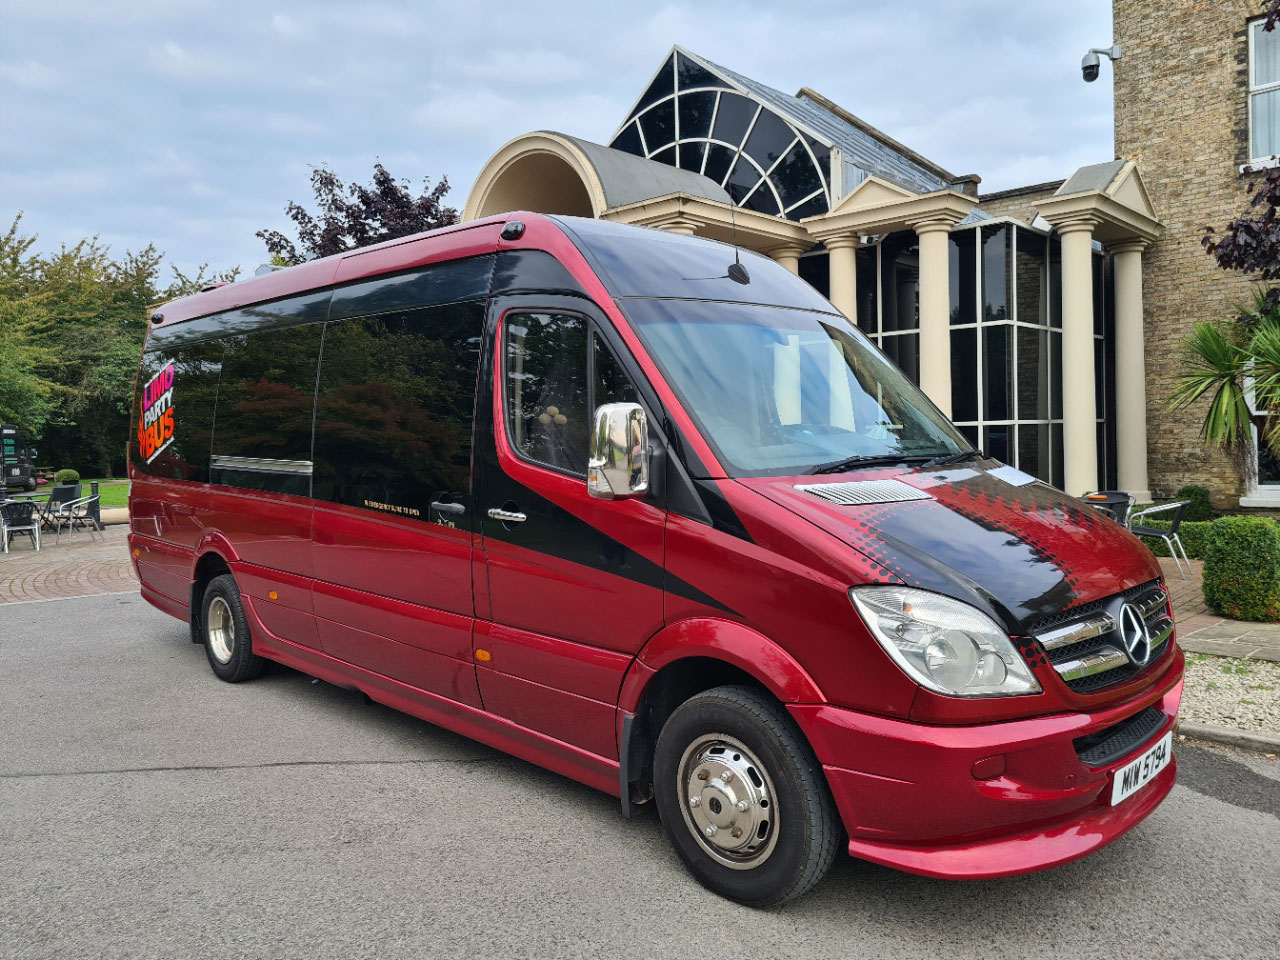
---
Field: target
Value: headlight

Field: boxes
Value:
[849,586,1041,697]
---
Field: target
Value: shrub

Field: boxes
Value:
[1202,516,1280,622]
[54,469,80,485]
[1173,485,1216,522]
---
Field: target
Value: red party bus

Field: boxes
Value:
[129,214,1182,906]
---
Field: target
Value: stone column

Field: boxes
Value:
[767,242,809,275]
[1112,239,1151,503]
[913,218,954,418]
[651,217,699,236]
[825,235,860,322]
[1058,218,1100,496]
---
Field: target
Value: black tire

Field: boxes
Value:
[653,684,840,907]
[200,574,265,683]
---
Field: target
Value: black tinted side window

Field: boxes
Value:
[210,323,324,496]
[133,340,223,482]
[503,313,641,476]
[505,313,590,474]
[313,300,485,521]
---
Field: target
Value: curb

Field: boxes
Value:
[1178,721,1280,755]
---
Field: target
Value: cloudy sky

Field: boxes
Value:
[0,0,1114,277]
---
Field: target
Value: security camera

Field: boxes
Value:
[1082,50,1100,82]
[1081,44,1122,83]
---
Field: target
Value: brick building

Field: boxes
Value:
[462,7,1277,505]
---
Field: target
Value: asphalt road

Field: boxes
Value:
[1,592,1278,960]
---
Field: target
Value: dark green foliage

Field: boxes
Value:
[1202,516,1280,622]
[54,468,80,485]
[1173,485,1217,522]
[1134,519,1212,560]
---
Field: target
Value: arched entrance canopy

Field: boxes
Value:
[463,131,731,222]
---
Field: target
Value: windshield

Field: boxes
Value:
[622,299,969,477]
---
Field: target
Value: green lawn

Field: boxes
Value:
[33,478,131,509]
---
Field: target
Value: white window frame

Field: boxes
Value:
[1248,18,1280,166]
[1239,373,1280,505]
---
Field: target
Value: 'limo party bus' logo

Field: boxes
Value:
[138,363,176,463]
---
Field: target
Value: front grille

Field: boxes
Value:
[1030,581,1172,695]
[1074,707,1166,766]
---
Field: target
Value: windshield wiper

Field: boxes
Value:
[808,454,932,475]
[921,449,983,468]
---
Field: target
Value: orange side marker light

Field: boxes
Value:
[475,649,492,663]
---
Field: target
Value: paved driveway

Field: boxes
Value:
[1,593,1278,960]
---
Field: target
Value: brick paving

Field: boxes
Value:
[0,525,136,604]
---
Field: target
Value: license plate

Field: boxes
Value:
[1110,731,1173,805]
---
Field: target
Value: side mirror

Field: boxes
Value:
[587,402,649,500]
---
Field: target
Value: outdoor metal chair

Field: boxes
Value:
[0,499,41,553]
[40,484,81,530]
[48,494,100,544]
[1129,500,1192,579]
[1081,490,1135,526]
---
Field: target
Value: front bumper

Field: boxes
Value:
[789,647,1184,879]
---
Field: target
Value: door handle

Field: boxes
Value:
[487,507,527,523]
[430,500,466,515]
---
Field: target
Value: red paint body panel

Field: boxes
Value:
[130,212,1186,883]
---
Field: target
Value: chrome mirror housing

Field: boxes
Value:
[587,402,649,500]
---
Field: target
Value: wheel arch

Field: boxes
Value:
[187,547,235,644]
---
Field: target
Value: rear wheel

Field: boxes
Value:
[653,684,840,907]
[201,574,265,683]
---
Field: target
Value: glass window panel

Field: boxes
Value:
[1049,330,1062,419]
[650,145,676,167]
[1048,236,1062,328]
[1254,21,1280,87]
[211,323,325,496]
[135,340,223,482]
[950,327,978,422]
[1253,88,1280,160]
[1016,326,1049,420]
[712,93,756,147]
[1096,422,1107,491]
[633,56,674,116]
[676,52,722,90]
[1093,253,1106,336]
[949,228,977,326]
[1051,423,1064,489]
[679,139,707,175]
[742,110,795,170]
[803,135,831,186]
[983,324,1011,421]
[983,425,1010,466]
[982,225,1009,323]
[770,141,824,210]
[594,334,639,408]
[638,99,675,155]
[1095,337,1105,415]
[881,333,919,384]
[677,90,717,141]
[703,143,737,185]
[958,424,980,449]
[1014,228,1047,326]
[313,302,484,515]
[1018,423,1050,482]
[742,183,781,216]
[880,233,919,333]
[504,313,589,475]
[785,193,829,220]
[610,121,644,157]
[724,156,762,203]
[856,247,876,333]
[798,251,829,299]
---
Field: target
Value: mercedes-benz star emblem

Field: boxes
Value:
[1118,602,1152,666]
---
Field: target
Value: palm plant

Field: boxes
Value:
[1168,289,1280,464]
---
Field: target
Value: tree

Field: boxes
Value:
[256,162,458,264]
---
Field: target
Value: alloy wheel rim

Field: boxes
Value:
[676,733,779,870]
[207,596,235,664]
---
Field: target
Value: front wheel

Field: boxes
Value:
[653,685,840,907]
[201,574,265,683]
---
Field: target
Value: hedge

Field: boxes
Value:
[1172,485,1216,523]
[54,468,80,485]
[1202,515,1280,622]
